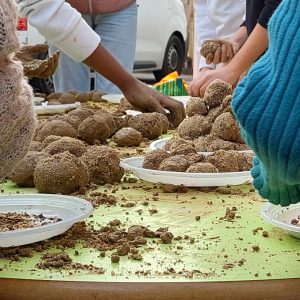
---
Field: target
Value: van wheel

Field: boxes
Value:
[153,35,184,82]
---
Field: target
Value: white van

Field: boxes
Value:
[17,0,188,94]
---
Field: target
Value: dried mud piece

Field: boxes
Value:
[117,244,130,256]
[68,108,94,122]
[235,151,253,171]
[186,162,218,173]
[29,141,44,152]
[200,41,222,58]
[142,149,171,170]
[94,110,116,135]
[160,232,174,244]
[78,115,110,144]
[117,97,135,114]
[58,93,76,104]
[112,127,142,147]
[75,92,89,103]
[81,146,124,184]
[34,152,89,195]
[35,120,77,142]
[170,144,197,156]
[186,97,208,117]
[8,151,51,187]
[46,92,62,101]
[211,112,240,141]
[128,113,164,140]
[204,79,232,107]
[50,114,81,131]
[207,150,239,172]
[43,137,86,157]
[178,115,212,139]
[41,135,62,148]
[158,155,189,172]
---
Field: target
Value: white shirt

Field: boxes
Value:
[193,0,245,76]
[16,0,101,62]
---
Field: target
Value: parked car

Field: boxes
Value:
[17,0,188,95]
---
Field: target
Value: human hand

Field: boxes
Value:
[14,44,60,78]
[188,66,239,98]
[123,80,186,127]
[201,39,240,65]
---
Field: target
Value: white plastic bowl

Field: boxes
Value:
[0,194,93,247]
[120,157,252,187]
[149,137,254,156]
[261,202,300,239]
[34,101,81,115]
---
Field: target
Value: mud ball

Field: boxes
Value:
[185,153,206,165]
[35,120,77,142]
[186,162,218,173]
[194,134,235,152]
[94,110,116,135]
[234,130,246,144]
[91,91,107,102]
[78,115,110,144]
[211,112,240,141]
[75,92,89,103]
[152,112,169,134]
[117,97,135,114]
[163,136,194,151]
[42,135,62,148]
[65,90,78,96]
[128,113,164,140]
[8,151,51,187]
[234,151,253,171]
[221,95,233,114]
[158,155,189,172]
[113,116,128,132]
[204,79,232,108]
[50,115,81,131]
[206,105,223,123]
[46,92,62,101]
[43,137,86,157]
[33,120,49,140]
[29,141,43,152]
[81,146,124,184]
[185,97,208,117]
[170,144,197,156]
[112,127,142,147]
[200,41,222,58]
[206,150,239,172]
[68,108,94,122]
[142,149,171,170]
[34,152,89,194]
[178,115,212,139]
[58,93,76,104]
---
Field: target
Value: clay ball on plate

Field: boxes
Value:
[185,97,208,117]
[8,151,51,187]
[35,120,77,142]
[81,146,124,184]
[158,155,189,172]
[128,113,164,140]
[221,95,233,114]
[211,112,240,141]
[206,149,239,172]
[46,92,62,101]
[178,115,212,139]
[186,162,218,173]
[142,149,171,170]
[200,41,222,58]
[94,110,116,135]
[29,141,44,152]
[185,153,206,165]
[163,136,194,152]
[112,127,142,147]
[34,151,89,194]
[170,144,197,156]
[58,93,76,104]
[43,137,86,157]
[234,151,253,171]
[75,92,89,103]
[78,115,110,144]
[68,108,94,122]
[204,79,232,108]
[206,105,223,123]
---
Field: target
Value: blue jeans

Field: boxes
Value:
[48,3,137,94]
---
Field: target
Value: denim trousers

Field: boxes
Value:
[48,3,137,94]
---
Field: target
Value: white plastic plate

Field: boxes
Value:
[0,194,93,247]
[120,157,252,187]
[33,96,45,106]
[149,137,254,156]
[34,101,81,115]
[261,202,300,239]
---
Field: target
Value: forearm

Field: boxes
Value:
[83,43,137,93]
[227,23,269,78]
[228,26,248,49]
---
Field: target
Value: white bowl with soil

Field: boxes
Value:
[0,194,93,247]
[120,157,252,187]
[261,202,300,239]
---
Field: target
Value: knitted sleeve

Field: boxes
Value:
[0,0,37,180]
